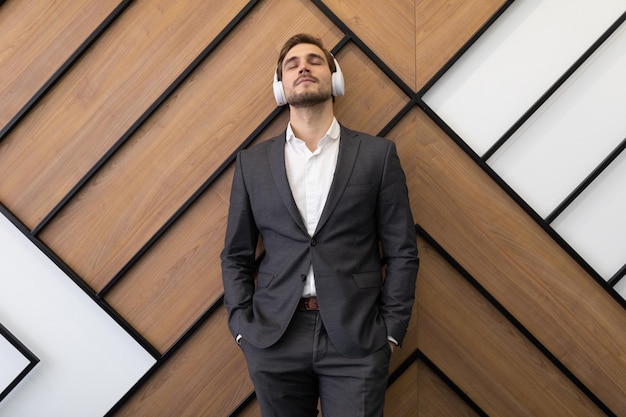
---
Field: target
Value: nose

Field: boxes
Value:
[298,62,310,74]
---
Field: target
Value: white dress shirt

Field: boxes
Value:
[284,118,340,298]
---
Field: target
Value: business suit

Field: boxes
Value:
[221,125,418,363]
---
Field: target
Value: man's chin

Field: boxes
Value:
[287,92,332,108]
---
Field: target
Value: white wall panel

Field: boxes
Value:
[615,275,626,298]
[0,214,155,417]
[0,333,30,398]
[488,22,626,218]
[422,0,626,156]
[551,152,626,280]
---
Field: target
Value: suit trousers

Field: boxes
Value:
[241,309,391,417]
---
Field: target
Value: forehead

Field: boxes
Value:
[284,43,326,63]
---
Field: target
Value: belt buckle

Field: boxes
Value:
[303,297,318,310]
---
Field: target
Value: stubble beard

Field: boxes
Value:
[286,84,332,108]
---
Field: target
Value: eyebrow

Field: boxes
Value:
[283,53,326,68]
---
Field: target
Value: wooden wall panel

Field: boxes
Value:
[0,0,250,229]
[1,0,625,416]
[417,360,480,417]
[415,0,505,90]
[414,109,626,414]
[324,0,416,90]
[0,0,122,127]
[39,0,344,291]
[384,362,418,416]
[105,112,289,352]
[104,168,232,351]
[237,401,261,417]
[417,236,604,416]
[112,307,254,417]
[334,43,410,132]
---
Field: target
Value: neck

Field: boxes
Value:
[289,100,334,151]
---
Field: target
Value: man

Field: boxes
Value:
[221,33,418,417]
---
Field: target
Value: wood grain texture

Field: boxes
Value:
[414,109,626,414]
[0,0,623,415]
[417,236,605,416]
[40,0,344,291]
[105,111,291,352]
[0,0,250,228]
[385,361,418,417]
[0,0,122,128]
[112,306,254,417]
[325,0,416,90]
[333,42,410,134]
[237,400,262,417]
[416,0,505,90]
[417,360,480,417]
[39,38,404,293]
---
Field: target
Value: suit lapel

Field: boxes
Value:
[267,134,308,234]
[315,126,361,234]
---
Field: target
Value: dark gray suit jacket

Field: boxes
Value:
[221,125,418,358]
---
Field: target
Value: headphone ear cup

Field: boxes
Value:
[331,57,345,97]
[332,72,345,97]
[273,71,287,106]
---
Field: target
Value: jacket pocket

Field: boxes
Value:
[352,271,382,289]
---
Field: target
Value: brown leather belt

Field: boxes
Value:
[298,297,319,311]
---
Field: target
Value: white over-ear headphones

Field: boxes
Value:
[273,56,345,106]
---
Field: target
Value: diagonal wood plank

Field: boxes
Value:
[416,0,505,90]
[417,235,606,416]
[324,0,416,90]
[417,360,480,416]
[0,0,250,229]
[415,108,626,414]
[0,0,123,129]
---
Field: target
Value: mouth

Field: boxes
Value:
[296,76,317,86]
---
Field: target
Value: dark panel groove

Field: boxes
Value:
[482,11,626,162]
[0,202,161,362]
[0,0,135,143]
[419,351,489,417]
[419,95,626,310]
[31,0,262,237]
[417,224,617,416]
[416,0,515,98]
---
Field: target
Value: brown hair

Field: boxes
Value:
[276,33,335,81]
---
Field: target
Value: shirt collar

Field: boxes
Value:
[286,117,340,143]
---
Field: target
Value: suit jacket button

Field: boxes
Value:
[310,238,317,246]
[301,275,307,282]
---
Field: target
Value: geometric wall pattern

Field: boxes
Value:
[425,0,626,293]
[0,212,155,417]
[0,322,38,403]
[0,1,625,416]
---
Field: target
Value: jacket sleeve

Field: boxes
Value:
[376,141,419,346]
[220,152,259,340]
